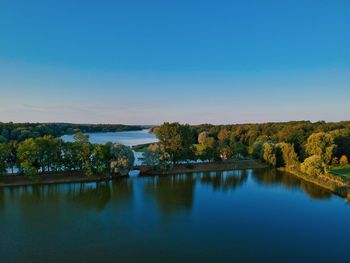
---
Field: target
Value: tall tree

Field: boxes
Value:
[305,132,336,164]
[0,143,10,174]
[156,123,196,164]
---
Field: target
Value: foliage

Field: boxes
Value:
[110,144,135,176]
[142,144,172,171]
[17,138,40,177]
[305,132,336,164]
[300,155,327,177]
[339,155,349,166]
[262,142,277,167]
[276,142,299,170]
[156,122,196,164]
[0,143,10,173]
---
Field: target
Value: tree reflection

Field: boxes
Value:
[66,181,111,211]
[252,168,300,188]
[252,168,332,200]
[300,181,332,200]
[144,174,195,215]
[199,170,248,191]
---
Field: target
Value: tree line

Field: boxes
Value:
[143,121,350,177]
[0,122,144,143]
[0,133,135,177]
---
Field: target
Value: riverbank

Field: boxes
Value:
[0,160,267,187]
[0,172,114,187]
[279,168,350,199]
[139,160,268,176]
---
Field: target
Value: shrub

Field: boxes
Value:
[339,155,349,166]
[301,155,327,177]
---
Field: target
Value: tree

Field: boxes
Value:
[141,143,172,171]
[91,143,111,173]
[198,131,208,144]
[35,135,61,172]
[17,138,40,177]
[74,133,93,176]
[110,144,135,176]
[217,128,231,144]
[156,123,196,164]
[196,137,219,162]
[262,142,276,167]
[305,132,336,164]
[276,143,299,169]
[301,155,327,177]
[0,143,10,174]
[339,155,348,166]
[251,141,264,159]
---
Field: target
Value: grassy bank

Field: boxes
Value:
[279,168,350,199]
[139,160,268,176]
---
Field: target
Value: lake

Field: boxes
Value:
[1,168,349,263]
[61,129,158,166]
[61,129,158,146]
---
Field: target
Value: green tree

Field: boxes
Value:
[91,143,111,173]
[110,144,135,176]
[262,142,277,167]
[17,138,40,177]
[276,143,299,169]
[156,123,195,164]
[0,143,10,174]
[251,141,264,159]
[35,135,61,172]
[74,133,93,176]
[305,132,335,164]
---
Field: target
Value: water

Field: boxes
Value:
[61,129,158,146]
[1,168,349,263]
[61,129,158,166]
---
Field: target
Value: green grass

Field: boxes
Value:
[132,143,153,152]
[330,164,350,177]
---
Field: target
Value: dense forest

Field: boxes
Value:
[144,121,350,180]
[1,121,350,183]
[0,122,144,143]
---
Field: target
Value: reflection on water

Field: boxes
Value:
[198,170,248,191]
[0,168,349,263]
[251,168,332,200]
[144,174,195,214]
[0,169,337,212]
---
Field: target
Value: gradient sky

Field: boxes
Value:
[0,0,349,124]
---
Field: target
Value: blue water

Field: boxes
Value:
[0,168,349,263]
[61,129,158,146]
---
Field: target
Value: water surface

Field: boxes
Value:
[61,129,158,146]
[1,168,349,263]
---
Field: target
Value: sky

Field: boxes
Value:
[0,0,349,125]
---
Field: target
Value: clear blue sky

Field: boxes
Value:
[0,0,349,124]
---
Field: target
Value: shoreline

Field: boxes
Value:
[139,160,268,176]
[0,172,115,187]
[278,168,350,199]
[0,160,267,187]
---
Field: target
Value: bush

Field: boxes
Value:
[301,155,327,177]
[339,155,348,166]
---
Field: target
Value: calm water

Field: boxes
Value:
[1,168,349,263]
[61,129,158,146]
[61,129,158,166]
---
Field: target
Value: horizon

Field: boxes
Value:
[1,0,350,124]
